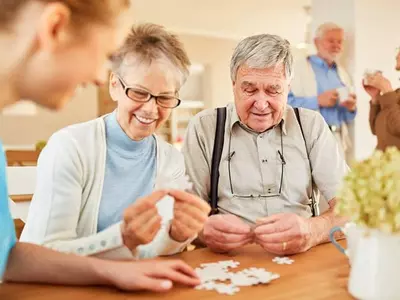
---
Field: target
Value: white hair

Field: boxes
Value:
[230,34,294,82]
[315,22,344,39]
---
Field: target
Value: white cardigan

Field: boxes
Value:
[20,117,191,259]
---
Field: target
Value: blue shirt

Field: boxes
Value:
[0,141,17,279]
[288,55,356,126]
[97,112,157,232]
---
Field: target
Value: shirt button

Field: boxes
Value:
[262,159,267,163]
[101,240,107,248]
[77,247,84,254]
[89,244,95,251]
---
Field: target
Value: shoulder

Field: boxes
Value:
[286,106,328,140]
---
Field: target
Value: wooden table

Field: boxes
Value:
[0,242,354,300]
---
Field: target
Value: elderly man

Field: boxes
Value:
[182,33,348,255]
[288,22,356,163]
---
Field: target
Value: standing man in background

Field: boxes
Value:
[288,22,357,163]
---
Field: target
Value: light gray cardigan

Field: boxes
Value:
[20,117,192,259]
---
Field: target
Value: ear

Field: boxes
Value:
[109,72,119,102]
[36,3,72,52]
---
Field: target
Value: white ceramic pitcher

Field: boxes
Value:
[348,230,400,300]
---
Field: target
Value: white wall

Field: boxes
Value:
[132,0,311,45]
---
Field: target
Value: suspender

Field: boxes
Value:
[294,107,319,217]
[210,106,319,217]
[209,107,227,215]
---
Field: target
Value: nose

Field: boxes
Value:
[253,97,270,111]
[141,96,158,114]
[93,61,110,87]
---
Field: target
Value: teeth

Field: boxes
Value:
[135,115,155,124]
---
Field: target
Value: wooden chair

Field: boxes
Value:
[6,150,41,166]
[7,166,37,238]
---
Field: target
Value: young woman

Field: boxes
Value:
[0,0,199,292]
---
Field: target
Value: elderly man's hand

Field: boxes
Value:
[340,93,357,112]
[121,191,166,251]
[200,214,254,253]
[318,89,338,107]
[253,213,313,255]
[169,190,211,242]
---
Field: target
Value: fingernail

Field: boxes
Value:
[161,280,172,289]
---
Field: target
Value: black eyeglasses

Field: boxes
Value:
[227,122,285,198]
[116,75,181,109]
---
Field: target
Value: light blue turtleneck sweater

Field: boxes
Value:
[97,112,156,232]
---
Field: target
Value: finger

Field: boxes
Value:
[174,203,208,224]
[255,241,287,255]
[170,260,200,279]
[255,230,295,243]
[254,221,291,235]
[174,210,204,231]
[213,216,252,234]
[206,226,252,244]
[255,213,285,226]
[124,191,167,221]
[208,237,253,251]
[169,190,211,213]
[154,262,200,286]
[131,277,173,292]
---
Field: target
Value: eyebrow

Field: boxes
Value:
[241,81,256,88]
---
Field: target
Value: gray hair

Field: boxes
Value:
[230,34,294,82]
[315,22,343,39]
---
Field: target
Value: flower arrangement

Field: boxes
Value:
[335,147,400,234]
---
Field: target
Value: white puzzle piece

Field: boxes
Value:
[194,260,280,295]
[272,256,294,265]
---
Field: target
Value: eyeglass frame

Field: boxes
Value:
[115,74,182,109]
[227,122,285,199]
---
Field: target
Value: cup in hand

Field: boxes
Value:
[363,69,382,86]
[336,86,350,103]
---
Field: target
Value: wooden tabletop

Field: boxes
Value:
[0,242,353,300]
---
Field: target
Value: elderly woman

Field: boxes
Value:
[365,48,400,150]
[20,23,210,259]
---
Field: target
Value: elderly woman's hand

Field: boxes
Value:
[168,190,211,242]
[365,73,393,94]
[121,191,167,251]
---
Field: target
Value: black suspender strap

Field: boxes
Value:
[294,107,319,217]
[210,107,227,215]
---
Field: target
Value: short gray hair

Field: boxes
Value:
[315,22,343,39]
[230,34,294,82]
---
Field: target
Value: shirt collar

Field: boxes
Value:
[229,103,287,135]
[309,54,337,70]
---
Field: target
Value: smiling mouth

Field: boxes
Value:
[252,112,272,117]
[134,114,157,125]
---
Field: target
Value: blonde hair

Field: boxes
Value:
[111,23,191,86]
[0,0,130,28]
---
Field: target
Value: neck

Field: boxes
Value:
[317,53,335,67]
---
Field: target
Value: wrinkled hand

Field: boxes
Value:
[121,191,166,251]
[169,190,211,242]
[318,89,338,107]
[340,93,357,112]
[101,259,200,292]
[200,214,253,253]
[365,73,393,94]
[254,213,312,255]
